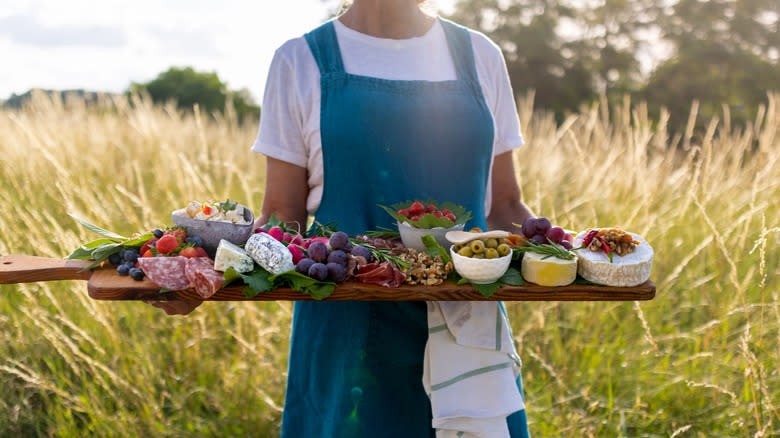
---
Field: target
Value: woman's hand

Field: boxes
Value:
[487,151,535,231]
[143,299,203,315]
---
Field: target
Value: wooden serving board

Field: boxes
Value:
[1,254,655,302]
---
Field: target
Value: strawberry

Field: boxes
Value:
[408,201,425,216]
[178,246,198,258]
[425,204,436,213]
[140,237,158,255]
[171,229,187,243]
[268,226,284,242]
[155,234,179,254]
[194,247,209,258]
[142,249,154,258]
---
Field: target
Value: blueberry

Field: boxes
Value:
[122,250,139,263]
[153,229,164,238]
[108,252,122,265]
[185,235,203,247]
[117,264,130,276]
[129,267,145,281]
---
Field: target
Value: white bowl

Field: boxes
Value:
[450,245,512,284]
[398,221,464,252]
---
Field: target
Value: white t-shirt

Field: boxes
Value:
[252,18,523,216]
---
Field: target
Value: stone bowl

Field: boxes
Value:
[171,204,254,257]
[398,221,464,252]
[450,244,512,284]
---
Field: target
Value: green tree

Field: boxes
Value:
[448,0,649,120]
[129,67,260,122]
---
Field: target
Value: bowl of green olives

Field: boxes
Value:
[449,237,513,284]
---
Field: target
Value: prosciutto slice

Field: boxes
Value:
[355,261,406,288]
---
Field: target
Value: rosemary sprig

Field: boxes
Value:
[350,240,410,269]
[512,239,576,260]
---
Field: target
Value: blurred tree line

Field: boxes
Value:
[447,0,778,131]
[129,67,260,123]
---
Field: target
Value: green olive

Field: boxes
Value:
[453,244,462,252]
[485,238,498,248]
[472,252,485,259]
[470,239,485,254]
[458,246,474,257]
[485,248,499,259]
[497,243,511,257]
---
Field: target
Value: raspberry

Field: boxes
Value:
[425,204,436,213]
[408,201,425,216]
[445,213,456,221]
[155,234,179,254]
[290,234,304,247]
[282,232,293,243]
[433,211,443,218]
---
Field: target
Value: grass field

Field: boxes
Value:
[0,91,778,437]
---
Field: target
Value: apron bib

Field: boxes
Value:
[281,18,529,438]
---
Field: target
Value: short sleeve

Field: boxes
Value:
[470,32,524,156]
[252,47,308,168]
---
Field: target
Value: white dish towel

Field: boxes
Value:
[423,301,525,438]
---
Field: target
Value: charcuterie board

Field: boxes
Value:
[1,254,655,301]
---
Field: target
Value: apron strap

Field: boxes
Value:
[304,21,346,75]
[439,18,480,83]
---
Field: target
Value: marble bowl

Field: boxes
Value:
[171,204,254,257]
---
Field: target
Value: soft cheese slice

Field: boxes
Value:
[573,230,653,287]
[521,252,578,287]
[244,233,295,275]
[213,239,255,273]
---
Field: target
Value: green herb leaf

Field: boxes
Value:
[499,267,524,286]
[218,198,238,212]
[470,281,502,298]
[271,271,336,300]
[237,269,275,298]
[68,213,127,240]
[512,239,576,260]
[421,234,451,265]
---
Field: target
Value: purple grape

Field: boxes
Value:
[296,258,315,275]
[308,262,328,281]
[327,249,348,266]
[521,217,537,238]
[530,234,547,245]
[535,217,552,235]
[329,231,349,251]
[326,262,347,283]
[350,245,372,262]
[308,241,329,263]
[546,226,565,244]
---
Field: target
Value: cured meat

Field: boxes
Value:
[355,261,405,288]
[185,257,224,299]
[138,256,191,290]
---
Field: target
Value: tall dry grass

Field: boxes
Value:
[0,90,778,437]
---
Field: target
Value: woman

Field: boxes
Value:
[150,1,534,436]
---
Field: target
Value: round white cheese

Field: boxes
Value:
[520,252,578,287]
[573,230,653,287]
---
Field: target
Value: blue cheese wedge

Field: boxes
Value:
[244,233,295,275]
[213,239,255,273]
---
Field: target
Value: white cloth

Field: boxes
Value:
[424,301,525,438]
[252,17,524,216]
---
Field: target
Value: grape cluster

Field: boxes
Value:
[521,217,574,249]
[294,231,373,283]
[110,248,145,281]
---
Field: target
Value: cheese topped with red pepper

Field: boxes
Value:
[573,229,653,287]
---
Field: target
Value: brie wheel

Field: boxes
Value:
[573,230,653,287]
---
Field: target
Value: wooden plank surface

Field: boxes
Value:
[86,268,655,302]
[0,254,93,283]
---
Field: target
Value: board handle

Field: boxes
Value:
[0,254,93,284]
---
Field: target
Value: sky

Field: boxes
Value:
[1,0,456,103]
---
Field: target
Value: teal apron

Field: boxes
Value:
[281,18,529,437]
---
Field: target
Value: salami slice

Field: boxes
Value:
[185,257,224,299]
[138,256,191,290]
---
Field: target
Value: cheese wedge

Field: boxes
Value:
[573,230,653,287]
[213,239,255,273]
[521,252,578,286]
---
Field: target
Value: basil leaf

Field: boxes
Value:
[499,267,524,286]
[470,281,502,298]
[238,269,275,298]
